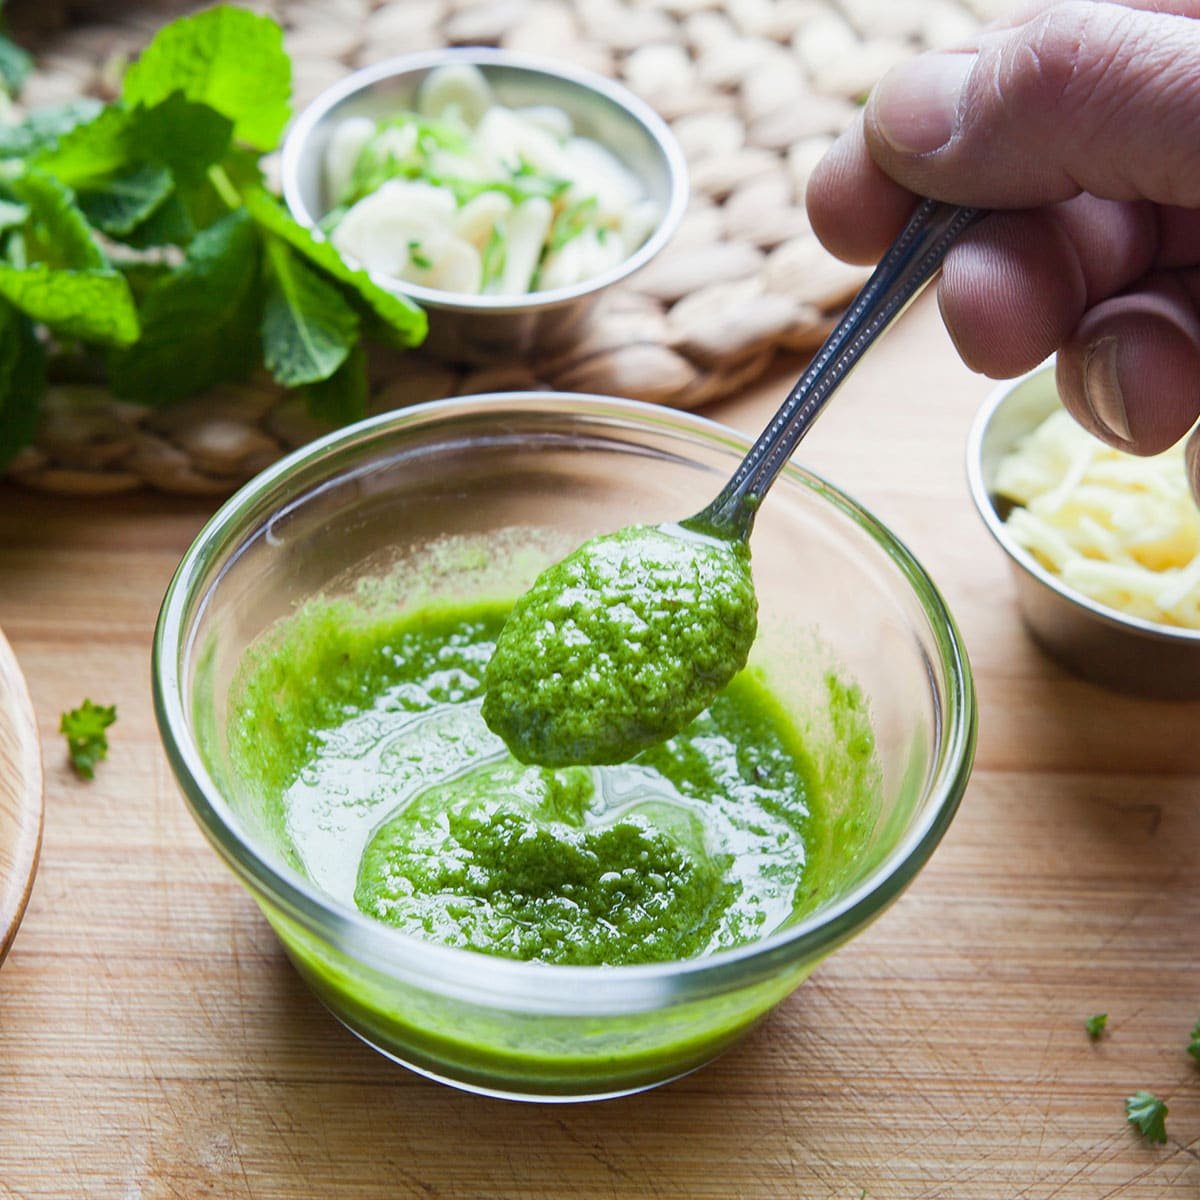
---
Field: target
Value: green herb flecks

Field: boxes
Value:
[1085,1013,1108,1039]
[61,699,117,780]
[341,113,468,207]
[480,224,506,291]
[338,120,571,211]
[407,239,433,271]
[1188,1017,1200,1062]
[546,196,598,256]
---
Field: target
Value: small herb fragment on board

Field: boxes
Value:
[1125,1090,1168,1145]
[1086,1013,1108,1039]
[1188,1017,1200,1063]
[60,700,117,780]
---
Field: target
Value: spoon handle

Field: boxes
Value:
[692,199,985,539]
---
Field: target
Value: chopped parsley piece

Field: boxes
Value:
[1125,1091,1168,1144]
[407,239,432,270]
[60,699,117,780]
[1188,1017,1200,1062]
[1085,1013,1108,1039]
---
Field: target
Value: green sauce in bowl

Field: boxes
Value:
[228,600,834,968]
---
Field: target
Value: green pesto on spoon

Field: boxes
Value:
[483,200,983,766]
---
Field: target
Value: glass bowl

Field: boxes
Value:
[154,394,976,1102]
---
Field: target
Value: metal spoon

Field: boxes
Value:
[484,199,984,766]
[689,199,984,540]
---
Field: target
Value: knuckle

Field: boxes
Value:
[993,2,1113,118]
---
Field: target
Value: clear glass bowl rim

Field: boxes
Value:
[153,393,977,1013]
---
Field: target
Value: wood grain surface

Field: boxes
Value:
[1,295,1198,1198]
[0,625,42,967]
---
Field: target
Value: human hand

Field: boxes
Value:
[805,0,1200,490]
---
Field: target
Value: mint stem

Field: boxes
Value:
[206,163,241,210]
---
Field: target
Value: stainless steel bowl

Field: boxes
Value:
[967,361,1200,698]
[281,48,688,364]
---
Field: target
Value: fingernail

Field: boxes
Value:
[872,53,976,155]
[1083,336,1133,442]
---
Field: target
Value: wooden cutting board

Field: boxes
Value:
[0,295,1197,1198]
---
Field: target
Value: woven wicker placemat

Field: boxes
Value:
[5,0,1001,496]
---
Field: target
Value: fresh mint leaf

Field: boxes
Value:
[1126,1091,1168,1144]
[120,192,194,249]
[261,236,359,386]
[60,699,117,780]
[11,169,105,269]
[109,208,261,401]
[175,147,261,233]
[117,259,173,301]
[123,6,291,152]
[303,342,367,426]
[0,33,31,96]
[32,94,232,201]
[78,164,173,237]
[31,103,131,186]
[244,188,425,347]
[0,98,103,159]
[0,264,139,345]
[0,303,45,470]
[129,93,233,185]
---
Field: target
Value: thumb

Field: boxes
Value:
[863,1,1200,208]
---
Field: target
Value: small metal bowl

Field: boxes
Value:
[967,361,1200,699]
[281,47,688,364]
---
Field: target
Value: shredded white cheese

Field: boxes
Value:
[994,409,1200,628]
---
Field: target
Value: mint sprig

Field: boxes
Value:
[0,4,428,475]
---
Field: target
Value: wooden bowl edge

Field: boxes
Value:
[0,626,43,966]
